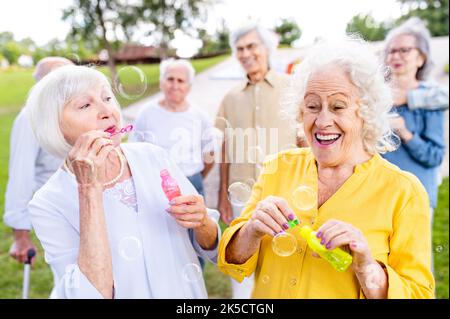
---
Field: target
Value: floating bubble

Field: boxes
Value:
[114,66,148,100]
[118,236,143,261]
[272,232,297,257]
[228,182,252,206]
[292,185,316,211]
[65,52,81,65]
[245,178,256,188]
[435,245,443,253]
[247,146,265,164]
[182,263,202,283]
[289,277,298,287]
[261,275,270,284]
[363,264,382,289]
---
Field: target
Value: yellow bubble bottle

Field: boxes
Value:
[299,225,353,272]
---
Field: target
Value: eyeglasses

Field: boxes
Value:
[387,47,418,57]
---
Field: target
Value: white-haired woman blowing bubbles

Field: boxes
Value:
[26,65,220,299]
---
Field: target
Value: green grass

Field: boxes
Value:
[433,178,449,299]
[0,54,229,111]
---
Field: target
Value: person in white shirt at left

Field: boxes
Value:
[4,57,73,266]
[26,65,220,299]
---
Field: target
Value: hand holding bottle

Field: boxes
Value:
[314,219,374,272]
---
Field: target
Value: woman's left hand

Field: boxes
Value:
[389,116,413,143]
[315,219,374,271]
[166,195,208,229]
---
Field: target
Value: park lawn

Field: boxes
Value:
[0,54,229,112]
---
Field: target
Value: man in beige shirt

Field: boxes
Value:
[215,24,297,298]
[216,24,297,225]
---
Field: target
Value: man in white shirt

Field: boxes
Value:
[4,57,73,266]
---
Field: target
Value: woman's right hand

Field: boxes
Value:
[246,196,298,239]
[67,130,115,186]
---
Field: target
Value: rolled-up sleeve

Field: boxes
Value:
[379,186,435,298]
[403,110,445,168]
[28,196,104,299]
[408,84,449,111]
[189,208,222,263]
[3,112,40,230]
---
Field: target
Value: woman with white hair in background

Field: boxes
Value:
[218,37,434,298]
[130,59,219,197]
[382,17,448,218]
[26,65,220,298]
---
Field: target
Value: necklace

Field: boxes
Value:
[63,147,125,187]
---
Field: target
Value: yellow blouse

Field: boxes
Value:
[218,148,435,299]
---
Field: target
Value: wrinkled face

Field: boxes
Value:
[160,65,191,105]
[301,65,367,167]
[60,83,122,146]
[235,30,269,75]
[386,34,425,78]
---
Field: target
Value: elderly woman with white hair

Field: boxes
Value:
[218,37,434,299]
[130,59,219,197]
[26,65,220,299]
[382,17,447,215]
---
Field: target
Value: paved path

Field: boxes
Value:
[123,40,449,208]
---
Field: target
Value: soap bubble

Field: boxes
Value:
[292,185,316,211]
[114,66,147,100]
[245,178,256,188]
[272,232,297,257]
[118,236,143,261]
[228,182,252,206]
[182,263,202,283]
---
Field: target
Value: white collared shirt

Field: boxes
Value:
[4,108,62,230]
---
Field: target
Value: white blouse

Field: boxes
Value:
[28,143,220,299]
[4,108,62,230]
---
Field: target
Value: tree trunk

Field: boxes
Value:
[96,0,117,80]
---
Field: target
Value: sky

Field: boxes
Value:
[0,0,404,55]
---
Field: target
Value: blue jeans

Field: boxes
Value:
[187,172,205,270]
[187,172,204,197]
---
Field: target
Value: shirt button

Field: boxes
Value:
[311,218,315,225]
[289,278,298,287]
[297,247,303,254]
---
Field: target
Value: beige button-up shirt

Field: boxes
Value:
[216,69,297,185]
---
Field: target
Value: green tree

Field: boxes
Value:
[136,0,213,58]
[346,13,390,41]
[396,0,449,36]
[275,18,302,46]
[1,41,24,64]
[62,0,133,78]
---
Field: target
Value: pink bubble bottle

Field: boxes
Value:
[160,169,181,201]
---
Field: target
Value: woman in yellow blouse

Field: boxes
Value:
[217,38,434,299]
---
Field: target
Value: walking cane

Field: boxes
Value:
[22,249,36,299]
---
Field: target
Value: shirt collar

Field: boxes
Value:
[240,69,278,91]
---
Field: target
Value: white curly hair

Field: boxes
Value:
[281,36,397,154]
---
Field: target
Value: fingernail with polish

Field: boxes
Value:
[320,239,325,245]
[282,223,289,230]
[288,214,295,221]
[326,243,331,249]
[316,231,322,238]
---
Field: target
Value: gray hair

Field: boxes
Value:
[159,58,195,84]
[33,56,73,82]
[229,23,278,66]
[26,65,122,159]
[281,36,397,155]
[384,17,433,80]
